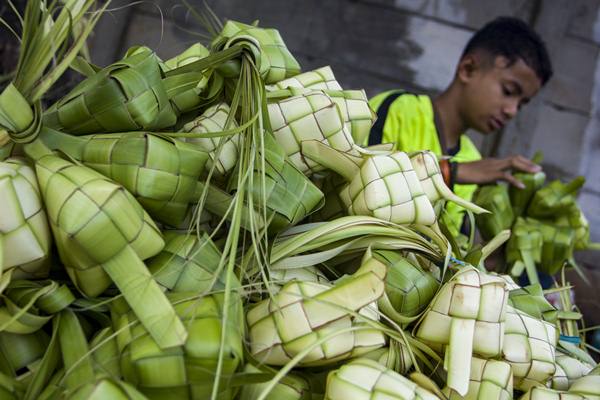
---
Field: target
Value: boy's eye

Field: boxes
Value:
[502,86,514,96]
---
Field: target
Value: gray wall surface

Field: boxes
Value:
[88,0,600,285]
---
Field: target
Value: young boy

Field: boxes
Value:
[367,17,553,235]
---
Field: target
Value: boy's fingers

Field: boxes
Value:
[502,171,525,189]
[507,155,542,173]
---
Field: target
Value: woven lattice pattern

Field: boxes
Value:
[44,50,177,135]
[147,231,224,293]
[324,358,438,400]
[0,158,51,278]
[116,292,243,400]
[502,305,557,391]
[181,102,239,177]
[326,89,376,145]
[35,155,163,297]
[415,268,508,357]
[268,66,342,91]
[474,184,514,240]
[339,152,437,225]
[447,358,513,400]
[528,178,583,218]
[269,265,330,290]
[537,221,575,275]
[79,132,207,226]
[230,134,324,232]
[268,91,356,174]
[551,354,593,391]
[217,21,301,84]
[376,251,439,317]
[247,273,386,367]
[310,173,347,222]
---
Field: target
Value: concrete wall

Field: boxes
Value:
[88,0,600,271]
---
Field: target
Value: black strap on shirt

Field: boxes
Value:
[368,91,406,146]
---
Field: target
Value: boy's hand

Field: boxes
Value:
[454,155,542,189]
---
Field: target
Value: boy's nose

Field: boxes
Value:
[502,99,519,119]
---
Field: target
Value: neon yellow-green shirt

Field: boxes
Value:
[367,91,482,236]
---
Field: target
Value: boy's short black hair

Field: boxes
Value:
[462,17,553,85]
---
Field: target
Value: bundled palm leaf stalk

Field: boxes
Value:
[1,2,599,400]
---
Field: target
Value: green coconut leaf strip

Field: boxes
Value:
[23,313,61,400]
[57,310,95,392]
[101,246,188,349]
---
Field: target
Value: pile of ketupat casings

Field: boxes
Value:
[0,1,598,399]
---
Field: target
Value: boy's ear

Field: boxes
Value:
[456,53,480,82]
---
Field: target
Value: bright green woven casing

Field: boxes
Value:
[446,357,513,400]
[509,284,558,323]
[474,185,514,240]
[268,66,342,91]
[527,178,584,219]
[34,154,163,296]
[80,132,207,226]
[181,102,239,177]
[268,90,357,175]
[339,152,437,225]
[375,250,439,318]
[116,292,244,400]
[44,49,177,134]
[324,358,438,400]
[215,20,301,84]
[228,133,324,233]
[535,219,575,275]
[309,173,347,222]
[509,170,545,218]
[0,158,51,278]
[502,305,557,391]
[147,231,225,293]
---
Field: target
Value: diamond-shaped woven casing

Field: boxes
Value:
[414,267,508,396]
[339,152,437,225]
[115,292,244,400]
[374,250,439,318]
[228,133,325,233]
[415,268,508,357]
[215,20,301,84]
[35,155,164,297]
[324,358,439,400]
[519,378,600,400]
[310,173,347,222]
[147,231,224,293]
[537,220,575,275]
[181,102,239,177]
[446,357,513,400]
[551,354,593,391]
[76,132,208,226]
[44,49,177,135]
[268,90,357,175]
[268,66,343,91]
[269,265,330,290]
[238,363,311,400]
[0,158,51,278]
[247,268,386,367]
[474,184,514,240]
[325,90,376,145]
[502,305,558,391]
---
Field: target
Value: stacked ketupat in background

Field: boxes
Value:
[0,1,598,399]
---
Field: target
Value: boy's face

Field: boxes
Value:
[458,54,542,134]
